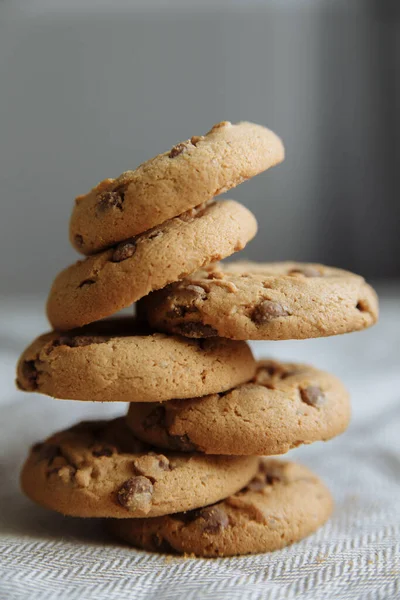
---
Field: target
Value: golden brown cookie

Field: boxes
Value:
[48,201,257,331]
[16,318,256,402]
[21,418,259,518]
[141,261,378,339]
[70,121,283,255]
[126,360,350,455]
[107,459,333,557]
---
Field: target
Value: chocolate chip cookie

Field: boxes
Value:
[126,360,350,455]
[16,318,256,402]
[21,418,259,518]
[107,459,333,556]
[48,201,257,331]
[70,121,283,255]
[141,261,378,339]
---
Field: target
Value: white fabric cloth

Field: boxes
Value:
[1,290,400,600]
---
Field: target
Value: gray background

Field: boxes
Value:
[0,0,399,296]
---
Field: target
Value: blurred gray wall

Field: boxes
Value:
[0,0,399,296]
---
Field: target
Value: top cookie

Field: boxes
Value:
[141,261,379,340]
[70,121,284,255]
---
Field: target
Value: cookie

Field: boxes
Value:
[126,360,350,455]
[21,418,259,519]
[16,318,256,402]
[107,459,333,557]
[48,201,257,331]
[70,121,283,255]
[141,260,378,339]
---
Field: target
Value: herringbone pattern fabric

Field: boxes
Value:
[1,295,399,600]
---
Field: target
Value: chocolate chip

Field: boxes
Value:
[197,506,229,533]
[22,360,38,389]
[175,322,218,338]
[147,230,162,240]
[244,470,284,490]
[288,267,321,277]
[300,386,326,408]
[96,190,124,213]
[78,279,96,289]
[356,300,369,312]
[264,363,283,377]
[265,473,283,485]
[112,239,137,262]
[253,362,295,386]
[168,142,188,158]
[151,453,171,471]
[74,234,84,248]
[134,453,171,478]
[117,476,154,512]
[92,447,114,457]
[142,406,166,430]
[251,301,289,324]
[169,433,198,452]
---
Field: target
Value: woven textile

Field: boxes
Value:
[1,293,399,600]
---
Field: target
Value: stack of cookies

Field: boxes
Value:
[16,121,378,557]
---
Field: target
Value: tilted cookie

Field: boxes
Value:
[126,360,350,455]
[107,459,333,557]
[21,418,258,519]
[48,201,257,331]
[141,260,378,339]
[16,318,256,402]
[70,121,283,255]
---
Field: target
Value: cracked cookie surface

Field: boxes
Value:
[141,260,378,340]
[20,418,258,518]
[70,121,283,255]
[16,318,256,402]
[126,360,350,455]
[107,459,333,556]
[48,201,257,331]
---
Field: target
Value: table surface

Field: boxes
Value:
[1,289,400,600]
